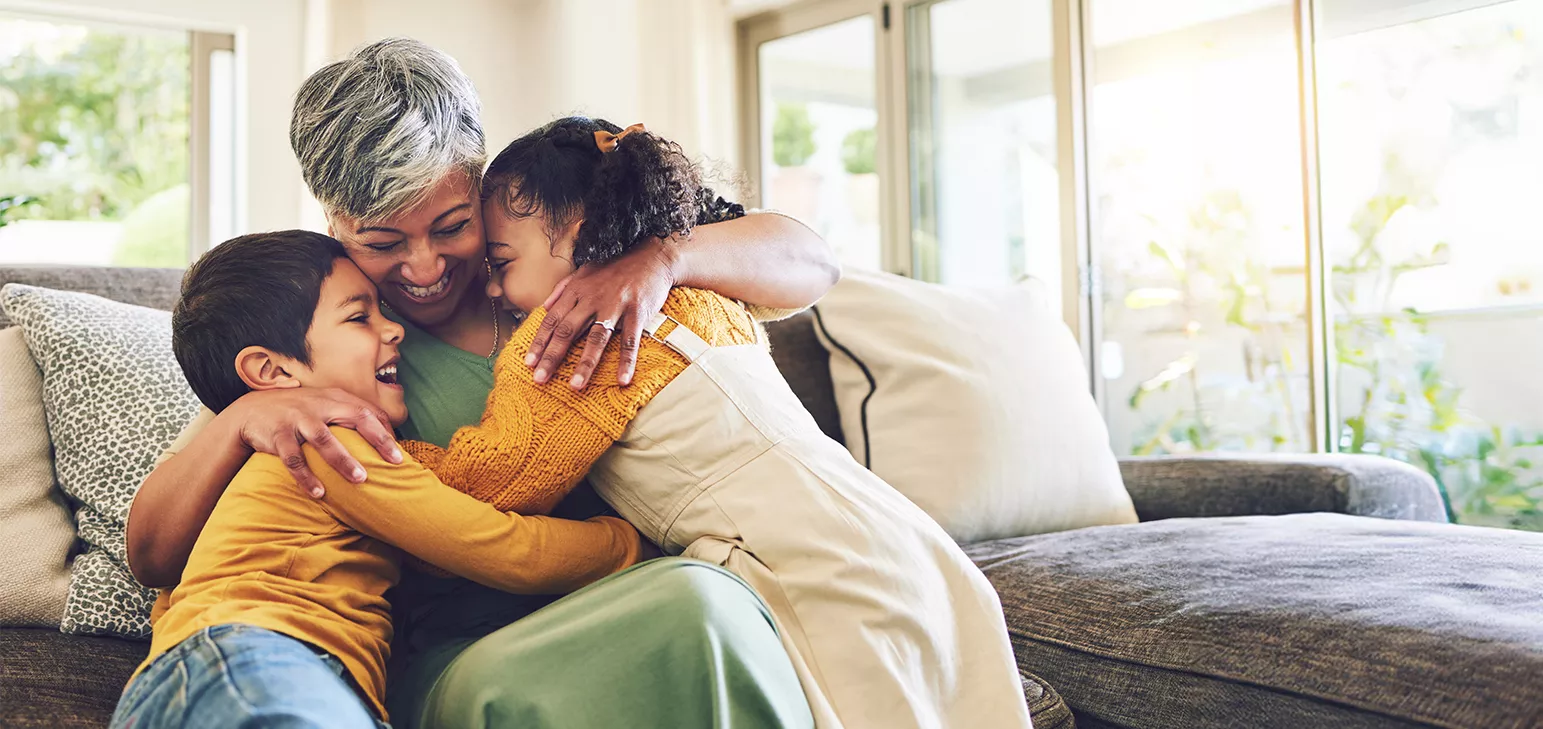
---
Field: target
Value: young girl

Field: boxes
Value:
[407,117,1032,729]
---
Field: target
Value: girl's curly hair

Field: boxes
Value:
[481,116,745,267]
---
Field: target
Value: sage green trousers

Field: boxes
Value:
[388,558,813,729]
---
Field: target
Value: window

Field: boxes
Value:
[906,0,1061,294]
[737,0,1543,532]
[0,13,236,267]
[756,15,882,271]
[1317,0,1543,529]
[1089,0,1313,456]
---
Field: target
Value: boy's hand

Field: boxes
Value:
[228,388,401,498]
[525,236,677,390]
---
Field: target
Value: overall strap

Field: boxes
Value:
[643,312,712,363]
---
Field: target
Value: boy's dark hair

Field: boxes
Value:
[173,230,349,413]
[481,116,746,266]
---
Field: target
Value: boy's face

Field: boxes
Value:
[291,259,409,427]
[482,190,579,316]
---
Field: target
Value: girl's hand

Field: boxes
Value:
[227,387,402,498]
[526,237,678,389]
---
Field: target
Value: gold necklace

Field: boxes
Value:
[485,261,500,363]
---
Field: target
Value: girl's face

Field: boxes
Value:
[482,189,579,315]
[326,171,486,329]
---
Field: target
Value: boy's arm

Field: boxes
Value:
[309,428,641,594]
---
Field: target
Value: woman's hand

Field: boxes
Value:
[228,387,402,498]
[525,236,678,389]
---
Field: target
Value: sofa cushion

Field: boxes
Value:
[0,326,75,627]
[0,266,182,328]
[0,627,148,727]
[765,310,844,444]
[2,285,201,639]
[968,513,1543,729]
[812,269,1136,543]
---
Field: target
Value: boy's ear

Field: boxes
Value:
[234,346,303,393]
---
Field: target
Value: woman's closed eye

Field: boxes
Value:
[435,219,470,237]
[364,240,403,253]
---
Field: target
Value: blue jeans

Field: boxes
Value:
[110,624,387,729]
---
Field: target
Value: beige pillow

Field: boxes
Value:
[812,269,1137,543]
[0,325,75,626]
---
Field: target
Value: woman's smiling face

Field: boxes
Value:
[326,171,485,328]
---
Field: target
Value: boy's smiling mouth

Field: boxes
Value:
[375,358,401,386]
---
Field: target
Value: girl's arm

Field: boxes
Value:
[125,389,400,587]
[525,212,839,388]
[407,300,698,515]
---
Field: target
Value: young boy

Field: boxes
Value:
[110,230,645,729]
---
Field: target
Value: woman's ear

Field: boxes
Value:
[234,346,303,393]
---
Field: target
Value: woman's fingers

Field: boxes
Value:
[527,285,581,372]
[274,432,328,499]
[297,419,368,491]
[616,308,646,386]
[344,402,401,464]
[532,305,595,384]
[569,320,615,390]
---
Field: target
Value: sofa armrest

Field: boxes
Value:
[1118,453,1448,523]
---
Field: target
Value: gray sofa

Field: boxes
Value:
[2,265,1541,729]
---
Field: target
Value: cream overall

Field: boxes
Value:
[587,315,1033,729]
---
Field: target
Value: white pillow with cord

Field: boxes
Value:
[811,268,1136,543]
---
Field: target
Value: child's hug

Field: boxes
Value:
[110,231,644,729]
[411,117,1033,729]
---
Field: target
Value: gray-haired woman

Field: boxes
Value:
[125,38,833,728]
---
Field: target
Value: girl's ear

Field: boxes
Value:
[234,346,304,393]
[553,216,583,262]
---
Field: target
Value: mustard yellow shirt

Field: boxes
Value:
[137,429,641,719]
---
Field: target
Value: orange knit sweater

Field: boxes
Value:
[402,287,760,517]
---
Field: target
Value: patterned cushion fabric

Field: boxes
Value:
[1,285,200,639]
[967,513,1543,729]
[0,326,76,627]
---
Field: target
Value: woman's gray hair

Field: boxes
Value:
[291,38,485,222]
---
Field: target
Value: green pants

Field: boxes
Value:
[386,558,813,729]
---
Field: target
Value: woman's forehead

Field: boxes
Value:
[337,171,480,234]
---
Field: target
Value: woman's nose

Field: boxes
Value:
[485,272,503,300]
[401,245,445,285]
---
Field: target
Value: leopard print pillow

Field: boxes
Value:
[2,284,200,639]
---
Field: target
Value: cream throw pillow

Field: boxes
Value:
[0,325,75,626]
[812,269,1137,543]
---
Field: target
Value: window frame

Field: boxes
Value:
[0,3,241,265]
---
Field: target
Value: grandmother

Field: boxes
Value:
[126,38,833,728]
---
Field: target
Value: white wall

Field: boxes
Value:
[319,0,740,166]
[1,0,310,235]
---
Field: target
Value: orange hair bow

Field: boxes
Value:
[594,124,646,153]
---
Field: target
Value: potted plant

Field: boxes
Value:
[768,102,820,224]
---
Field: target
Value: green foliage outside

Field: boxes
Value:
[114,184,188,267]
[0,20,189,265]
[772,102,816,168]
[841,128,877,175]
[0,195,37,228]
[1119,13,1543,532]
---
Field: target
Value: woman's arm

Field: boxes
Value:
[525,212,839,388]
[125,388,400,587]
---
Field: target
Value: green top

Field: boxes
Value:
[388,310,494,448]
